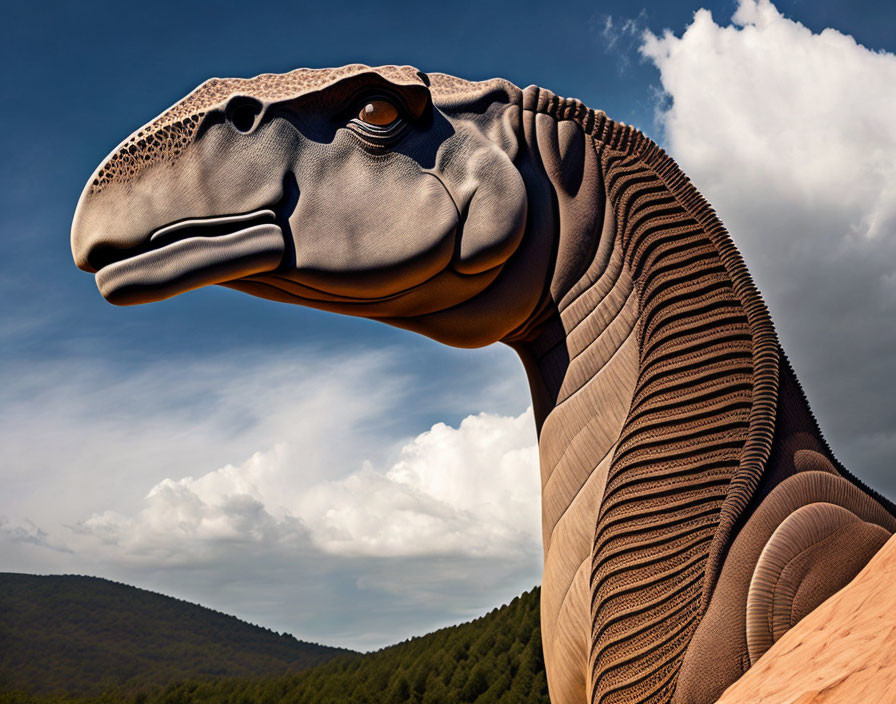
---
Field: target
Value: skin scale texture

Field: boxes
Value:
[715,530,896,703]
[70,65,896,704]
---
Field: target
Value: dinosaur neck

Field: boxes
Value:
[501,88,896,704]
[511,182,640,704]
[505,87,782,704]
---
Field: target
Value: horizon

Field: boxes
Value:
[2,569,540,652]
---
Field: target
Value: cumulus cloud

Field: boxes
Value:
[641,0,896,494]
[295,409,538,558]
[0,347,538,649]
[72,409,538,561]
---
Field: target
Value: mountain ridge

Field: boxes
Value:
[0,573,548,703]
[0,572,352,696]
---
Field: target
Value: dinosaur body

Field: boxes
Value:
[71,66,896,704]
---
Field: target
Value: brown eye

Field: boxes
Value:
[358,100,399,126]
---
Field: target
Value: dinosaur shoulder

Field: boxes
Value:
[717,531,896,703]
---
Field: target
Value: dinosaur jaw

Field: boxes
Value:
[94,210,285,306]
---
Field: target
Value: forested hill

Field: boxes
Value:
[0,573,353,696]
[0,575,548,704]
[136,586,549,704]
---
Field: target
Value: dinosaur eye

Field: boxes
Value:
[357,100,399,127]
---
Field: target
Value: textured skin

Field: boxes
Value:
[71,65,896,704]
[586,128,764,704]
[716,531,896,704]
[89,65,430,193]
[745,502,890,664]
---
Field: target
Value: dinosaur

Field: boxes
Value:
[70,65,896,704]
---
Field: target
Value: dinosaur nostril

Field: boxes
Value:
[226,97,263,133]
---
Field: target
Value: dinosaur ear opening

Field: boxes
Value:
[225,96,264,133]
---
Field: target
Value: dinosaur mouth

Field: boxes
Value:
[95,210,285,305]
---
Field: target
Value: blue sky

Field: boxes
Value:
[2,0,896,650]
[3,0,892,371]
[1,0,894,369]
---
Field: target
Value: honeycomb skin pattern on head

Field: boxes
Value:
[89,64,438,194]
[90,113,204,194]
[427,73,510,99]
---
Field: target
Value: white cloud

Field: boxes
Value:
[640,0,896,494]
[0,350,406,526]
[597,11,648,73]
[0,346,539,649]
[72,408,539,561]
[642,1,896,241]
[298,409,539,558]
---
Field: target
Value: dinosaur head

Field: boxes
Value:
[72,64,544,346]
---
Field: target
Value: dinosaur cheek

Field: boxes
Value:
[453,151,527,275]
[289,169,459,299]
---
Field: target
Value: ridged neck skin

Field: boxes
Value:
[504,86,896,704]
[510,154,640,704]
[504,86,781,704]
